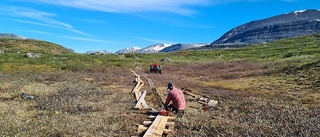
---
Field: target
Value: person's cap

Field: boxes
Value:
[167,82,173,90]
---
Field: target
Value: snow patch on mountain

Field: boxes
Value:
[160,43,208,52]
[136,43,172,53]
[0,33,27,39]
[116,47,141,54]
[294,10,306,14]
[86,50,113,55]
[211,9,320,47]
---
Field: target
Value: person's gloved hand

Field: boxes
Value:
[160,107,167,116]
[163,106,170,111]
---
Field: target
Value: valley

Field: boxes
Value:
[0,34,319,136]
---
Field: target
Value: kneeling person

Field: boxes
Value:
[164,82,186,117]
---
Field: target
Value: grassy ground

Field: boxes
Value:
[0,34,320,136]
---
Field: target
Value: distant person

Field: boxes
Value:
[164,82,186,117]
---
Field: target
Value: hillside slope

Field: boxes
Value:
[160,43,207,52]
[0,33,319,137]
[0,37,73,54]
[0,33,26,39]
[209,9,320,48]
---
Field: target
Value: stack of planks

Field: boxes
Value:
[181,87,218,108]
[133,114,175,137]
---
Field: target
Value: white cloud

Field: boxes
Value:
[77,19,106,24]
[223,0,295,2]
[2,6,72,28]
[9,19,92,36]
[0,6,94,36]
[26,0,212,16]
[9,0,284,18]
[130,36,177,44]
[25,30,54,35]
[60,36,124,44]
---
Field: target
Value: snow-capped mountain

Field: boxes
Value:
[116,47,141,54]
[0,33,27,39]
[86,50,113,55]
[136,43,172,53]
[209,9,320,47]
[160,43,208,52]
[88,43,208,54]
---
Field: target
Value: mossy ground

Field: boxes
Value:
[0,34,319,136]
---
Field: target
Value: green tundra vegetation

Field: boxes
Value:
[0,34,319,136]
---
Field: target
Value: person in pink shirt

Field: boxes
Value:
[164,82,186,117]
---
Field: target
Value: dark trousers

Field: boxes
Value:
[165,104,185,117]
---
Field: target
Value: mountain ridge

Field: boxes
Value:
[136,43,172,53]
[160,43,207,52]
[0,33,27,39]
[209,9,320,47]
[3,9,320,53]
[0,33,72,54]
[112,43,207,54]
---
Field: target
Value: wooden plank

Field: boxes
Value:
[137,125,148,133]
[148,115,176,120]
[153,116,169,136]
[199,96,209,102]
[183,91,198,98]
[143,121,153,126]
[198,100,208,105]
[130,70,144,94]
[143,75,164,106]
[134,91,148,109]
[163,129,173,133]
[197,99,218,107]
[143,115,168,137]
[131,77,144,93]
[134,91,142,100]
[142,75,155,88]
[137,125,173,134]
[143,121,174,126]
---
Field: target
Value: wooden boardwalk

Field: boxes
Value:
[131,70,149,110]
[130,70,175,137]
[133,114,175,137]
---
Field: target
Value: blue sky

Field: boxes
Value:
[0,0,319,53]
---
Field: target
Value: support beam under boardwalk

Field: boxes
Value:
[143,115,169,137]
